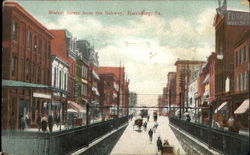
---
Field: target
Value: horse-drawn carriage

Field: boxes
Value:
[133,118,143,130]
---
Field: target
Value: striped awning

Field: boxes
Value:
[234,99,249,114]
[214,102,227,113]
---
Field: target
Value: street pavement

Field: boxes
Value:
[110,115,186,155]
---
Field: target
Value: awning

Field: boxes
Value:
[92,87,100,96]
[202,75,210,84]
[2,80,49,89]
[92,70,100,80]
[214,101,227,113]
[234,99,249,114]
[67,108,77,113]
[68,101,84,111]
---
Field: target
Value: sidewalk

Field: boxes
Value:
[24,124,66,132]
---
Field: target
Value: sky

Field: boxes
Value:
[14,0,249,106]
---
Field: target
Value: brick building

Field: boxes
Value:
[97,67,129,117]
[174,59,205,108]
[233,30,249,129]
[98,72,119,119]
[50,30,78,124]
[2,2,54,129]
[167,72,176,108]
[213,6,250,125]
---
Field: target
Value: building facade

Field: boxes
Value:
[2,2,54,129]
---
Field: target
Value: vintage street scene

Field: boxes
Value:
[1,0,250,155]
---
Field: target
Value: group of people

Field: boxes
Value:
[19,111,60,132]
[19,112,31,130]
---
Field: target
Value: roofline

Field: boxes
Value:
[234,30,250,48]
[174,60,205,66]
[3,1,54,39]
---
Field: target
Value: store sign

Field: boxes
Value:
[226,11,250,26]
[33,92,51,99]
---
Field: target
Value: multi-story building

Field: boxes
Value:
[233,30,249,129]
[50,29,78,124]
[174,59,205,110]
[50,30,72,125]
[2,1,54,129]
[97,67,129,117]
[76,40,89,108]
[88,48,100,121]
[167,72,176,108]
[98,72,119,119]
[128,92,137,115]
[213,4,250,121]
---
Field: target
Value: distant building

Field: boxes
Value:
[174,59,205,110]
[98,72,119,119]
[98,67,129,117]
[2,2,54,129]
[167,72,176,108]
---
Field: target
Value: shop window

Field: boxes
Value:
[12,20,18,41]
[11,56,17,77]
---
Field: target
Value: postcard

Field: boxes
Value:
[2,0,250,155]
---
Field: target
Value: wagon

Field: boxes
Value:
[133,118,143,130]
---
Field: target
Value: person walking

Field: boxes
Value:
[19,114,25,130]
[143,121,147,131]
[157,137,163,152]
[25,112,31,128]
[37,113,42,132]
[148,128,153,143]
[48,115,53,132]
[41,113,48,132]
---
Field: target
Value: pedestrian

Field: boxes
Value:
[41,113,48,132]
[157,137,163,152]
[186,114,191,122]
[48,115,53,132]
[143,121,147,131]
[25,112,31,128]
[19,114,25,130]
[148,128,153,143]
[37,113,42,132]
[153,122,158,132]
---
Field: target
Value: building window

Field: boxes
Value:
[34,36,37,51]
[64,72,67,90]
[240,73,243,91]
[243,46,247,62]
[59,70,62,89]
[25,61,30,80]
[27,31,32,49]
[244,72,247,90]
[12,20,18,41]
[38,38,42,53]
[11,56,17,77]
[236,51,238,66]
[48,43,51,59]
[53,67,56,87]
